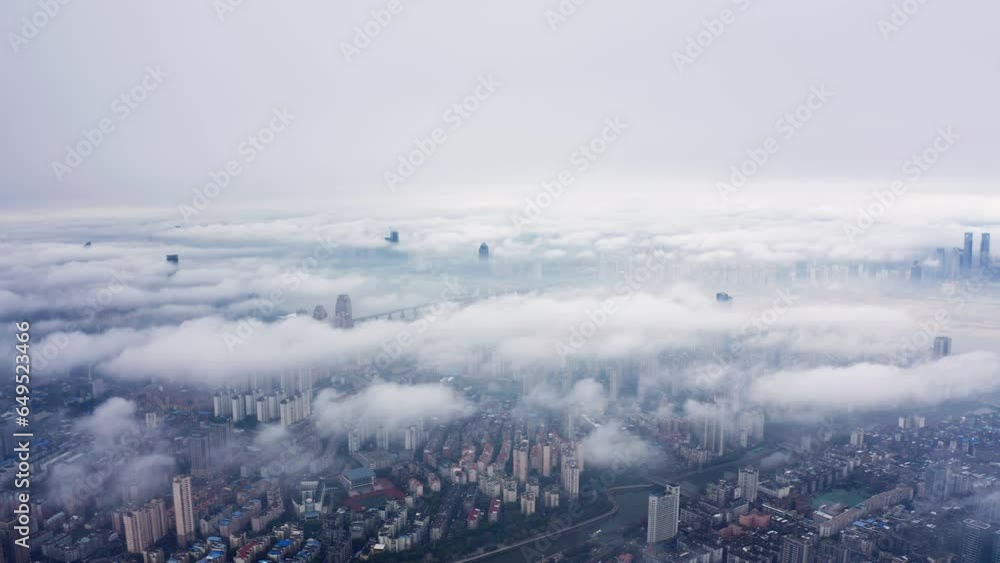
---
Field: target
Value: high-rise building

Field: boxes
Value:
[926,463,953,502]
[334,294,353,329]
[188,434,211,477]
[172,475,196,547]
[312,305,328,321]
[514,442,529,482]
[231,395,245,423]
[910,261,922,283]
[962,232,974,274]
[738,467,759,503]
[780,537,812,563]
[122,499,168,553]
[981,233,992,270]
[608,368,621,403]
[478,242,490,260]
[384,230,399,244]
[960,519,993,563]
[541,443,553,478]
[561,459,580,500]
[933,336,952,359]
[850,428,865,448]
[647,485,681,544]
[937,247,948,279]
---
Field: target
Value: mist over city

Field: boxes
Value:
[3,1,1000,563]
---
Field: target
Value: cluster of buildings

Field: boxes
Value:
[635,407,1000,563]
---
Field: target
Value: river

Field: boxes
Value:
[473,446,779,563]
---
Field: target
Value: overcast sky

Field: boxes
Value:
[3,0,999,211]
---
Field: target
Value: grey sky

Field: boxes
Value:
[3,0,999,210]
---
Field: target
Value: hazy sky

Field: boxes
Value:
[3,0,999,210]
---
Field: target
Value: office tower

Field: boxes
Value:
[172,476,195,547]
[384,230,399,244]
[933,336,952,359]
[982,233,992,270]
[781,537,812,563]
[738,466,759,503]
[647,485,681,544]
[936,247,948,279]
[952,248,964,278]
[716,292,733,306]
[478,242,490,260]
[312,305,328,321]
[963,232,974,274]
[334,294,353,329]
[960,519,993,563]
[514,443,529,482]
[910,261,922,283]
[608,368,621,403]
[541,443,553,478]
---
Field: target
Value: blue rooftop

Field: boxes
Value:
[343,467,375,480]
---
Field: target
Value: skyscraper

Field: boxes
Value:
[172,475,195,547]
[960,519,993,563]
[478,242,490,260]
[312,305,328,321]
[933,336,952,359]
[936,247,948,279]
[647,485,681,544]
[514,442,529,482]
[981,233,991,270]
[738,466,759,503]
[334,294,353,329]
[962,232,974,274]
[910,261,922,283]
